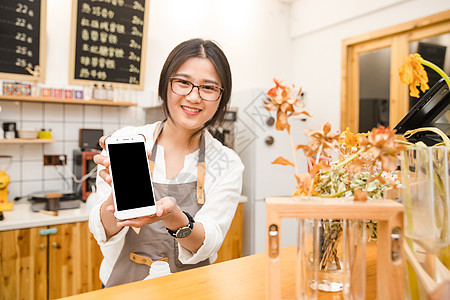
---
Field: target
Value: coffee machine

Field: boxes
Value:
[210,107,237,149]
[73,129,103,200]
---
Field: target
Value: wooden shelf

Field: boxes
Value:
[0,138,55,144]
[0,95,136,107]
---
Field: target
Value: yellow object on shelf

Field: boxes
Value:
[0,201,13,212]
[0,171,13,212]
[38,130,52,139]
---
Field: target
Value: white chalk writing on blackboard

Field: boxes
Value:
[72,0,147,86]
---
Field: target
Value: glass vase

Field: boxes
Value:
[343,219,367,300]
[400,146,450,298]
[297,218,319,300]
[297,218,367,300]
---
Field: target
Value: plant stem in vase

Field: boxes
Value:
[310,220,345,293]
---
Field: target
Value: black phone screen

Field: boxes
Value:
[107,142,155,211]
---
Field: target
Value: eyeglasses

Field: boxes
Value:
[169,77,224,102]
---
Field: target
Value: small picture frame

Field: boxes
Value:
[3,82,13,96]
[64,89,73,99]
[15,83,23,96]
[53,88,63,98]
[42,87,52,98]
[74,90,84,99]
[24,83,32,96]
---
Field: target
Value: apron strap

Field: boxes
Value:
[148,120,206,204]
[197,133,206,204]
[130,252,169,267]
[148,120,166,177]
[149,161,155,177]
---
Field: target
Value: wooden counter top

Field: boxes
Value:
[0,197,247,232]
[62,243,377,300]
[0,201,89,231]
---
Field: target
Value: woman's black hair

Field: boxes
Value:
[158,39,232,135]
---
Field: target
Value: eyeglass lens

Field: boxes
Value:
[171,79,222,101]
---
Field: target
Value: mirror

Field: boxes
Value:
[359,47,391,132]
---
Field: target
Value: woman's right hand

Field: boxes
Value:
[92,136,119,238]
[93,136,112,185]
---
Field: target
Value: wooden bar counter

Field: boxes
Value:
[62,243,377,300]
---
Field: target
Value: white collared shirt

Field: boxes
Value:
[89,122,244,284]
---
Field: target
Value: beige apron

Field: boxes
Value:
[105,121,209,287]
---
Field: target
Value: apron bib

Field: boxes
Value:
[106,121,209,287]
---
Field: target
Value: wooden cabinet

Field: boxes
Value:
[48,222,103,299]
[0,226,47,300]
[215,202,244,263]
[0,221,103,300]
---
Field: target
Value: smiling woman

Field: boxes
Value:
[89,38,244,288]
[164,57,222,133]
[158,40,232,135]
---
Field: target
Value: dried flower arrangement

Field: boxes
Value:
[263,51,450,281]
[264,78,406,271]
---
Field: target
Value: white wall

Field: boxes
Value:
[290,0,450,131]
[46,0,293,107]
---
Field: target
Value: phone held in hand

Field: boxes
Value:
[105,134,157,220]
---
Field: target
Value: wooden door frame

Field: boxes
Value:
[340,10,450,133]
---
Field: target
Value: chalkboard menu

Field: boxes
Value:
[0,0,46,81]
[69,0,148,89]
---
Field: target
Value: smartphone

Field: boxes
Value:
[105,134,156,220]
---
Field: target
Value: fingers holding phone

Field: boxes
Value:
[116,215,155,228]
[154,196,177,217]
[93,154,112,184]
[99,135,108,150]
[115,197,178,228]
[94,135,113,185]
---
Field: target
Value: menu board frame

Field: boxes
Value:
[68,0,149,90]
[0,0,47,82]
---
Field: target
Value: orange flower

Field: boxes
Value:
[338,127,369,148]
[338,127,357,147]
[264,78,309,132]
[301,122,341,158]
[359,126,405,171]
[294,173,313,196]
[267,78,286,97]
[399,53,429,98]
[347,157,367,173]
